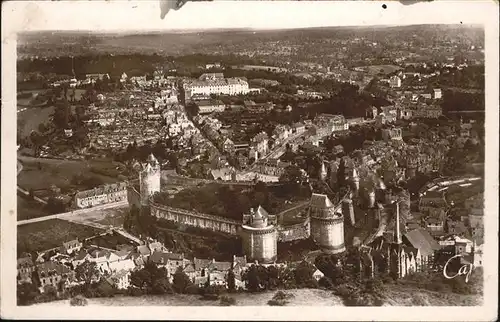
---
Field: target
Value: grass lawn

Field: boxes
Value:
[17,219,102,255]
[17,195,51,221]
[17,105,55,138]
[17,156,125,192]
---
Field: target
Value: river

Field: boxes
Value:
[32,289,344,307]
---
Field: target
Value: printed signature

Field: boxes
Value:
[443,254,475,283]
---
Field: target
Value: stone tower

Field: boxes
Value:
[139,154,161,206]
[309,193,346,254]
[241,206,278,264]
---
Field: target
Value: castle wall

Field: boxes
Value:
[278,218,310,242]
[310,217,346,254]
[150,201,240,235]
[242,226,278,264]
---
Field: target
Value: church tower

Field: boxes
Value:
[139,154,161,206]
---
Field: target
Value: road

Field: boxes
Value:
[17,200,128,226]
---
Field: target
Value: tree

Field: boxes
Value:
[226,269,236,292]
[75,261,100,288]
[17,282,39,306]
[70,295,88,306]
[293,261,317,288]
[279,165,305,183]
[243,264,264,292]
[172,267,192,294]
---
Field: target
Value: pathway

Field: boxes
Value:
[17,200,128,226]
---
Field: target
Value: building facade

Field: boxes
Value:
[75,182,128,209]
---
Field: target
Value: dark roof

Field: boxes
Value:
[17,257,34,268]
[194,258,212,270]
[254,206,269,219]
[310,193,334,208]
[149,251,183,264]
[209,261,232,272]
[37,261,71,275]
[137,245,151,256]
[404,228,440,257]
[74,250,89,261]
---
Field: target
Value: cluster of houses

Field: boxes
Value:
[17,236,326,294]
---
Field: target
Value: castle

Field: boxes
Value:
[129,154,351,264]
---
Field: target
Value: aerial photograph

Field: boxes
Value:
[14,3,486,308]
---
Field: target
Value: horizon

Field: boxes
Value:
[17,23,484,36]
[4,1,496,34]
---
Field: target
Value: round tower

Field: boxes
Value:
[139,154,161,206]
[241,206,277,264]
[309,193,346,254]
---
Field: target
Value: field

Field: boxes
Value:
[17,219,102,255]
[17,156,125,192]
[65,207,128,229]
[356,65,403,76]
[17,195,51,221]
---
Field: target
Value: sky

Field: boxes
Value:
[2,0,497,34]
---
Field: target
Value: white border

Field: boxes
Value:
[2,1,498,321]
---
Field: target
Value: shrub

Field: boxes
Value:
[219,295,236,306]
[70,295,88,306]
[267,299,288,306]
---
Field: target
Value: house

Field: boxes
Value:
[312,268,325,281]
[292,122,306,134]
[148,241,165,254]
[71,250,90,268]
[210,167,236,181]
[36,261,74,293]
[107,269,131,290]
[403,228,441,271]
[418,191,447,211]
[62,239,82,255]
[389,76,402,88]
[193,257,213,278]
[433,89,442,99]
[74,182,128,209]
[251,132,269,158]
[222,138,235,154]
[182,261,197,281]
[381,127,403,141]
[17,256,35,283]
[136,245,152,259]
[149,251,185,278]
[108,258,136,273]
[206,260,232,287]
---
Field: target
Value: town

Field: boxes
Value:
[16,24,485,307]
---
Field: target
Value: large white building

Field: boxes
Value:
[183,74,249,99]
[75,182,128,209]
